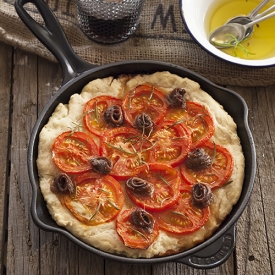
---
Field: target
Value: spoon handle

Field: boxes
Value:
[254,4,275,19]
[248,0,270,18]
[247,9,275,27]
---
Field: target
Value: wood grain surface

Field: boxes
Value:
[0,40,274,275]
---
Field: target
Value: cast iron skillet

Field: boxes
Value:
[15,0,256,269]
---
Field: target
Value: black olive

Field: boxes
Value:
[103,105,124,127]
[133,113,154,136]
[130,208,155,233]
[166,88,186,109]
[191,182,213,208]
[90,156,113,174]
[125,177,154,196]
[185,148,212,170]
[51,173,74,194]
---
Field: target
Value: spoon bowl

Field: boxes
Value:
[209,9,275,48]
[227,17,253,38]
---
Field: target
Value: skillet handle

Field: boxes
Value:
[176,224,236,269]
[14,0,96,84]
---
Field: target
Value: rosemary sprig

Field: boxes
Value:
[193,114,207,131]
[73,181,77,199]
[98,188,111,195]
[211,142,217,165]
[130,227,149,241]
[89,202,101,221]
[159,196,171,206]
[106,199,120,210]
[104,142,137,155]
[128,89,135,109]
[94,99,99,122]
[170,211,188,219]
[148,86,155,103]
[213,34,255,58]
[166,119,186,130]
[157,174,171,187]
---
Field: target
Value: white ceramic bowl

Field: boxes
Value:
[180,0,275,67]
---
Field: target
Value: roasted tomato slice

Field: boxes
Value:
[83,96,125,137]
[125,163,181,212]
[148,120,191,167]
[180,141,234,189]
[63,172,124,226]
[165,101,215,148]
[52,131,99,174]
[116,208,159,249]
[122,84,168,126]
[155,184,210,234]
[100,127,151,179]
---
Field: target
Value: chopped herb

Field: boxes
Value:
[130,227,149,241]
[89,202,101,221]
[148,86,154,103]
[157,174,171,187]
[166,119,186,130]
[170,211,188,219]
[98,188,111,195]
[104,142,137,155]
[212,142,217,165]
[128,89,135,109]
[213,34,255,58]
[95,99,99,122]
[106,199,120,210]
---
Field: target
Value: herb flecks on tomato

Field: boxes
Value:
[64,172,124,226]
[100,127,152,179]
[147,121,191,167]
[155,184,210,234]
[83,96,125,137]
[116,207,159,249]
[52,131,99,174]
[165,102,215,148]
[122,84,168,126]
[126,163,181,212]
[180,141,234,189]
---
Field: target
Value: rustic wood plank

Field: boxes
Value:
[104,260,152,275]
[227,85,273,275]
[260,85,275,274]
[0,41,13,274]
[6,48,40,274]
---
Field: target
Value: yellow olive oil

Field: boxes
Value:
[207,0,275,59]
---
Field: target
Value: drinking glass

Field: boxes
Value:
[75,0,145,44]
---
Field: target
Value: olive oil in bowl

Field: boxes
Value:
[207,0,275,59]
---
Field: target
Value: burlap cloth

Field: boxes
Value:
[1,0,275,87]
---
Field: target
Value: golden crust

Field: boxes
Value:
[37,71,245,258]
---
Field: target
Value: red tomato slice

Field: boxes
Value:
[100,127,151,179]
[122,84,168,126]
[52,131,99,174]
[125,163,181,212]
[165,101,215,148]
[180,141,234,189]
[116,208,159,249]
[83,96,125,137]
[64,172,124,226]
[147,120,191,167]
[155,184,210,234]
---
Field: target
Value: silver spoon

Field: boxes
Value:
[226,0,270,38]
[209,10,275,48]
[253,3,275,19]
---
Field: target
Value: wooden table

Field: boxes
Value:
[0,39,274,275]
